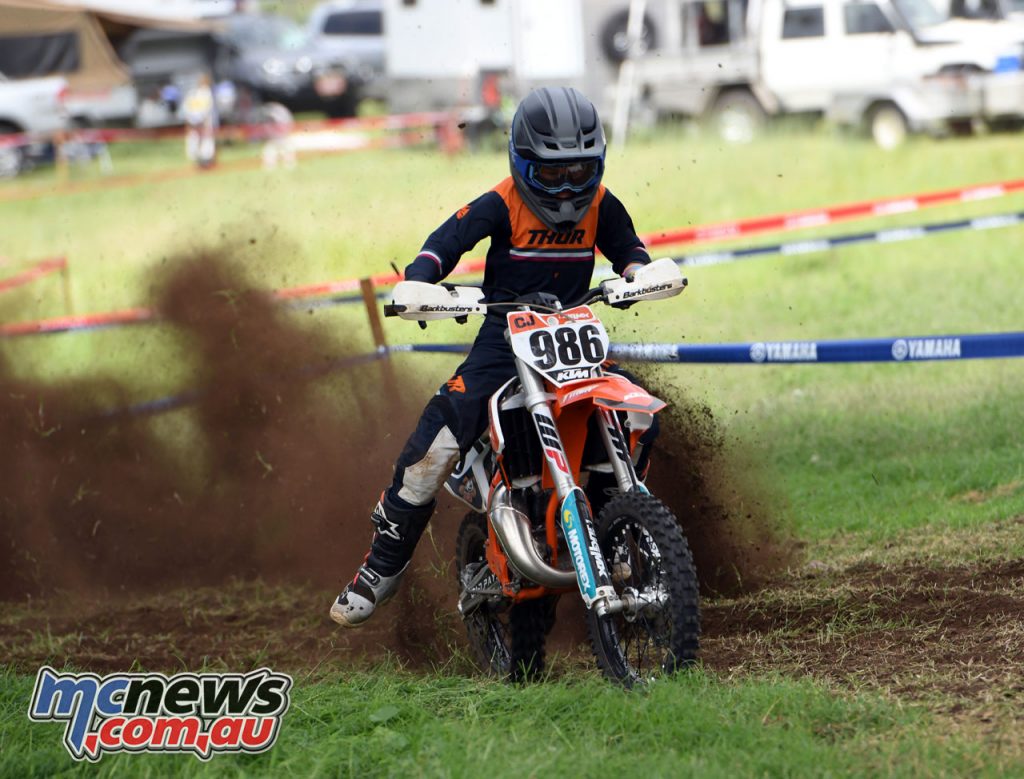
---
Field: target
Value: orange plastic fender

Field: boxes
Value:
[554,373,666,415]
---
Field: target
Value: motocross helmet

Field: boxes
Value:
[509,87,607,233]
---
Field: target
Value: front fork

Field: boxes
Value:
[596,407,649,496]
[515,360,641,616]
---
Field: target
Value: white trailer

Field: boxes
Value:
[382,0,587,112]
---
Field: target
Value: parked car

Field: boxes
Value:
[633,0,1024,144]
[216,13,362,117]
[307,0,386,102]
[0,74,69,177]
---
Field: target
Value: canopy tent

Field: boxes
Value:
[0,0,216,91]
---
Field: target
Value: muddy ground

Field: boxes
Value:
[2,548,1022,721]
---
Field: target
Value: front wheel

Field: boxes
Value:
[588,493,700,685]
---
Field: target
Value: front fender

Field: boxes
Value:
[554,374,666,415]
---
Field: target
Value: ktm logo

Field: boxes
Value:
[556,368,591,382]
[526,229,585,246]
[456,204,470,220]
[446,375,466,393]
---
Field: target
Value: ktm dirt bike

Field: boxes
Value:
[385,258,700,686]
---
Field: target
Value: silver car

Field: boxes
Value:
[306,0,386,102]
[217,13,361,117]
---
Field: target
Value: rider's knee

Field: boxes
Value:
[394,424,462,506]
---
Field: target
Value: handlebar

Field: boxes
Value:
[569,286,607,309]
[383,259,686,321]
[383,285,606,318]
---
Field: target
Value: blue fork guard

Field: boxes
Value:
[560,488,602,602]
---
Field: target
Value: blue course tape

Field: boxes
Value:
[672,211,1023,268]
[290,210,1024,310]
[388,343,472,355]
[94,331,1024,421]
[393,332,1024,364]
[94,351,386,421]
[608,332,1024,363]
[281,293,378,309]
[109,390,202,418]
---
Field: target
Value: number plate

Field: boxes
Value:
[315,73,347,97]
[507,306,610,386]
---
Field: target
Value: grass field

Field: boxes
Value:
[1,127,1023,776]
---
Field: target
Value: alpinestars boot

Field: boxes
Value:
[329,493,434,628]
[330,561,408,628]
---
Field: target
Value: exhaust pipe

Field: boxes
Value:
[488,484,577,588]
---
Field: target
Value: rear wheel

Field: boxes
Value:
[455,512,554,682]
[587,493,700,685]
[707,90,765,144]
[868,103,908,150]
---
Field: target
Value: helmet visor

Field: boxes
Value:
[527,159,601,194]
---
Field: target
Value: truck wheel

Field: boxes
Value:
[708,90,765,144]
[0,123,24,179]
[985,118,1024,133]
[600,9,657,64]
[868,104,908,150]
[632,88,660,131]
[948,118,974,137]
[325,87,360,119]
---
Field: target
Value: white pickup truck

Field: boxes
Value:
[0,75,70,177]
[633,0,1024,145]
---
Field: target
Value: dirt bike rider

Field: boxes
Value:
[331,86,659,628]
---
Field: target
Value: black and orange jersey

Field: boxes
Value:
[404,177,650,309]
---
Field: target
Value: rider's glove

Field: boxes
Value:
[622,261,646,282]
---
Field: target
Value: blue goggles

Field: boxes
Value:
[513,151,603,195]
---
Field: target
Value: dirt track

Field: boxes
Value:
[3,552,1022,716]
[704,553,1024,705]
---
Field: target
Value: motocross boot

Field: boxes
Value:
[329,493,434,628]
[330,561,408,628]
